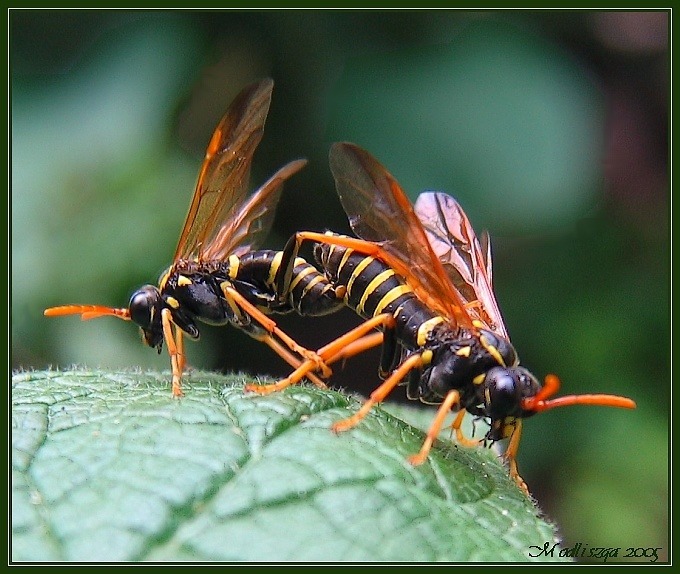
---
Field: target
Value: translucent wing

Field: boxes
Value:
[200,158,307,260]
[174,78,274,261]
[414,192,508,338]
[328,142,474,328]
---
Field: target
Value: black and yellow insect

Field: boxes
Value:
[44,79,342,397]
[249,141,636,493]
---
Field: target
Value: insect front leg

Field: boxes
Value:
[501,418,529,495]
[161,308,185,398]
[450,408,481,448]
[407,389,463,465]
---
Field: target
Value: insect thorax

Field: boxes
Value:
[411,324,518,405]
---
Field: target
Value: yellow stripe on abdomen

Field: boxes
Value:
[289,264,317,291]
[357,269,395,315]
[345,256,374,302]
[374,284,413,316]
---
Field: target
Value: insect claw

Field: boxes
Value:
[407,452,429,466]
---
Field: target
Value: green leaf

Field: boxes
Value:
[12,369,565,562]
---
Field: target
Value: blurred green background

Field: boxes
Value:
[11,10,668,562]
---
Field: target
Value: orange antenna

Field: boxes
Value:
[523,374,636,413]
[44,305,131,321]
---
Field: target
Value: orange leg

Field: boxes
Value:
[245,314,393,395]
[163,303,328,395]
[502,419,529,495]
[329,331,385,366]
[331,352,424,433]
[408,390,461,465]
[221,283,332,378]
[256,332,328,389]
[451,409,481,448]
[317,315,393,365]
[176,326,185,375]
[412,394,528,494]
[162,308,185,398]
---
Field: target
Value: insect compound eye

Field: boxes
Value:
[485,366,541,419]
[513,367,542,417]
[128,285,162,329]
[484,367,520,419]
[514,367,541,395]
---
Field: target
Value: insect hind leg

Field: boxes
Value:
[331,351,425,433]
[407,389,462,465]
[252,330,328,389]
[246,313,393,395]
[220,282,333,380]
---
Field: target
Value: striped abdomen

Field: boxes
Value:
[231,250,342,317]
[314,241,446,350]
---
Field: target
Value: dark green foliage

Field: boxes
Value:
[12,369,564,562]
